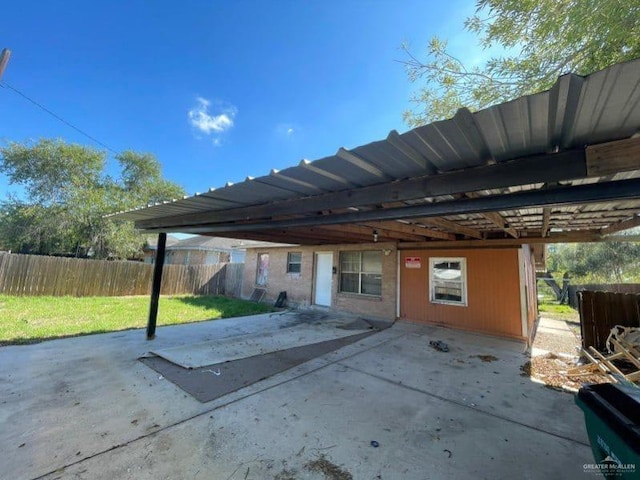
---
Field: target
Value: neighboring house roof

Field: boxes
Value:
[240,242,298,250]
[113,59,640,246]
[168,235,267,251]
[144,234,180,250]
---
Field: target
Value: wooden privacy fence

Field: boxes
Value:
[568,283,640,308]
[577,290,640,351]
[0,252,244,297]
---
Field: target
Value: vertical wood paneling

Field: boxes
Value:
[400,248,524,339]
[578,290,640,350]
[521,245,540,338]
[0,252,243,297]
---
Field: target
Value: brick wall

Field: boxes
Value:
[242,242,397,321]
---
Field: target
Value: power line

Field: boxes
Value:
[0,80,118,154]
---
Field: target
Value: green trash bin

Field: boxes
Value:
[575,382,640,479]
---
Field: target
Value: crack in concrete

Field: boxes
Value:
[339,362,590,448]
[30,331,408,480]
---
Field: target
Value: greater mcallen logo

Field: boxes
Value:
[583,456,636,476]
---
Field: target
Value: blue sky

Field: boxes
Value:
[1,0,479,198]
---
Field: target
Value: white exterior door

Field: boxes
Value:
[314,252,333,306]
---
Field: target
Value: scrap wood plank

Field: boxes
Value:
[568,338,640,383]
[568,350,624,375]
[609,338,640,370]
[587,347,627,378]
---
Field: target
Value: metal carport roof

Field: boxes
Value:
[112,58,640,246]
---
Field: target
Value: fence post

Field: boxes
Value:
[147,233,167,340]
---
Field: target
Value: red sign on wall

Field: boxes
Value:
[404,257,421,269]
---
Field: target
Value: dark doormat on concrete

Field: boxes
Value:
[140,330,376,403]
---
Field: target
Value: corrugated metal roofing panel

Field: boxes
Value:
[350,139,428,179]
[400,120,486,172]
[571,60,640,145]
[114,58,640,224]
[207,177,302,204]
[299,154,386,187]
[253,170,326,195]
[273,162,351,191]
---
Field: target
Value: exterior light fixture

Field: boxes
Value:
[373,230,379,242]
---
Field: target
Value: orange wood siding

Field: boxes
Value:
[400,248,524,339]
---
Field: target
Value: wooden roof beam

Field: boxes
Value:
[361,221,455,241]
[541,207,551,237]
[322,225,424,242]
[602,214,640,235]
[586,136,640,176]
[466,192,519,238]
[266,229,364,244]
[399,231,604,249]
[417,217,484,239]
[483,211,519,238]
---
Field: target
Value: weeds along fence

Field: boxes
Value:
[577,290,640,350]
[0,252,244,297]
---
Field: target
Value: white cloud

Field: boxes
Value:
[188,97,237,145]
[276,123,298,139]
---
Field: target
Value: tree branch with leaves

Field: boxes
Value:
[402,0,640,126]
[0,139,184,259]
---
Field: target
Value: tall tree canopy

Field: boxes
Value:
[547,242,640,284]
[0,139,184,259]
[403,0,640,125]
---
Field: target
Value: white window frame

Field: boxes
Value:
[429,257,467,306]
[286,251,302,274]
[339,250,382,297]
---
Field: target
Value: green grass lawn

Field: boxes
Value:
[538,302,580,322]
[0,295,274,346]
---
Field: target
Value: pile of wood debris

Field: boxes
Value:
[567,327,640,384]
[521,353,610,392]
[523,326,640,392]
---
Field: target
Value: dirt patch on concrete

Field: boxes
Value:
[305,455,353,480]
[470,354,499,362]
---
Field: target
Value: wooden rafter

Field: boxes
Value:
[319,224,426,242]
[214,226,379,245]
[288,227,374,243]
[361,221,454,241]
[415,217,484,239]
[398,231,604,249]
[541,207,551,237]
[586,136,640,176]
[379,202,479,240]
[602,215,640,235]
[466,192,519,238]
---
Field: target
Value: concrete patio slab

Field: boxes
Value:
[149,322,372,369]
[0,314,595,480]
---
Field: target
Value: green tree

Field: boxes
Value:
[547,242,640,284]
[403,0,640,125]
[0,139,184,259]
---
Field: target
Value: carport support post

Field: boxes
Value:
[147,232,167,340]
